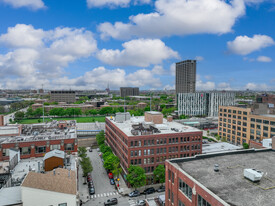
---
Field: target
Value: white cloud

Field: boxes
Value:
[196,75,215,90]
[0,0,46,10]
[195,56,204,61]
[227,34,275,55]
[170,63,175,76]
[217,82,232,90]
[152,65,166,75]
[0,24,45,48]
[204,75,213,80]
[257,56,272,62]
[98,0,245,39]
[86,0,150,8]
[97,38,179,67]
[0,24,97,84]
[163,84,175,90]
[245,83,269,90]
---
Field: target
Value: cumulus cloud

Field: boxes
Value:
[245,83,269,90]
[0,0,46,10]
[217,82,232,90]
[195,56,204,61]
[19,67,161,90]
[98,0,245,39]
[152,65,166,75]
[0,24,97,83]
[86,0,150,8]
[196,75,215,90]
[227,34,275,55]
[96,38,179,67]
[257,56,272,62]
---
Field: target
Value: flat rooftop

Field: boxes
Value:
[0,186,21,205]
[172,150,275,206]
[202,142,242,154]
[106,116,200,137]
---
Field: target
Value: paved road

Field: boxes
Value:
[4,107,28,125]
[82,148,165,206]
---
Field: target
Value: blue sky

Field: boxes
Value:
[0,0,274,91]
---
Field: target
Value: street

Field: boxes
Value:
[81,148,165,206]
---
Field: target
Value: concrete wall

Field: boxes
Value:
[21,186,77,206]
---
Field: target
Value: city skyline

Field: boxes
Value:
[0,0,275,91]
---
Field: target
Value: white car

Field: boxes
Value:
[97,148,100,152]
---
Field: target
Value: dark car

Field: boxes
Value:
[157,185,165,192]
[89,187,95,195]
[143,187,155,194]
[110,178,115,185]
[128,190,140,197]
[89,148,93,152]
[104,198,118,205]
[88,181,94,188]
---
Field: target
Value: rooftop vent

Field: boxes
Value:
[214,164,219,172]
[244,169,263,182]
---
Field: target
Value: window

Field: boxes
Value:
[171,192,174,203]
[238,111,242,114]
[58,203,67,206]
[65,143,74,151]
[198,195,211,206]
[251,118,255,122]
[257,125,261,130]
[2,148,9,156]
[20,147,31,155]
[251,123,255,128]
[172,172,174,183]
[35,146,46,153]
[179,178,192,200]
[263,120,269,125]
[50,144,60,150]
[264,126,269,131]
[243,112,247,115]
[178,200,185,206]
[256,119,262,123]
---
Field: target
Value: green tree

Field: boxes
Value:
[89,109,98,115]
[243,143,249,149]
[78,147,87,158]
[14,111,25,121]
[80,157,93,177]
[33,108,43,117]
[102,151,112,161]
[100,144,112,154]
[96,131,105,146]
[126,165,146,189]
[112,161,122,178]
[104,154,120,171]
[0,106,5,114]
[99,107,113,115]
[153,165,165,185]
[26,107,34,117]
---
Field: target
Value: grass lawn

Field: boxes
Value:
[16,116,106,124]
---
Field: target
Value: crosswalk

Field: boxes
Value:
[128,199,136,206]
[90,191,119,199]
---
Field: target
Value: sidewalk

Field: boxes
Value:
[115,174,163,195]
[78,165,90,203]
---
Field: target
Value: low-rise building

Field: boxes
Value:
[21,168,77,206]
[43,149,65,171]
[218,106,275,145]
[50,90,76,103]
[165,146,275,206]
[106,112,202,183]
[0,121,77,161]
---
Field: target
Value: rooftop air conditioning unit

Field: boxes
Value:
[244,169,263,182]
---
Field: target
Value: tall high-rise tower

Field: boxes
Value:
[175,60,196,94]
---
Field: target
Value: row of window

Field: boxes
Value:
[220,108,248,115]
[2,144,73,157]
[130,136,201,148]
[167,171,212,206]
[219,114,248,120]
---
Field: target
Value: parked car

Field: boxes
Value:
[108,172,113,179]
[89,148,93,152]
[136,200,146,206]
[104,198,118,205]
[128,190,140,197]
[143,187,155,194]
[110,178,115,185]
[87,175,92,181]
[97,148,100,152]
[89,187,95,195]
[88,181,94,188]
[157,185,165,192]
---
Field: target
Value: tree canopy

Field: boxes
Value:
[126,165,146,189]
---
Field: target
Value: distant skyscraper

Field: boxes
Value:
[176,60,196,94]
[120,87,139,97]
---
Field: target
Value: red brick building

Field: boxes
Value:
[105,112,202,183]
[165,147,275,206]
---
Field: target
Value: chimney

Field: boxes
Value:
[38,162,40,173]
[167,116,173,122]
[272,136,275,150]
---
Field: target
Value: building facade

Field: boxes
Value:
[176,60,196,94]
[120,87,139,98]
[218,106,275,145]
[105,112,202,183]
[178,92,235,117]
[165,148,275,206]
[50,91,76,103]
